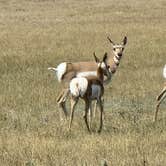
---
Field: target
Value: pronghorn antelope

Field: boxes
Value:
[155,65,166,121]
[48,35,127,119]
[68,52,110,133]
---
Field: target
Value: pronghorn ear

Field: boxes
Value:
[107,36,115,45]
[122,36,127,45]
[103,52,108,62]
[93,52,100,63]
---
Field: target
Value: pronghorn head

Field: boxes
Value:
[93,52,110,78]
[107,36,127,58]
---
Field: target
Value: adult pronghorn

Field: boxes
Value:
[48,35,127,119]
[69,52,110,133]
[155,65,166,121]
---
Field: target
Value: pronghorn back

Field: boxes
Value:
[52,61,98,83]
[48,35,127,85]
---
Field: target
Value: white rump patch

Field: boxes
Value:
[56,62,67,82]
[70,77,88,97]
[76,71,97,77]
[91,85,101,100]
[163,64,166,79]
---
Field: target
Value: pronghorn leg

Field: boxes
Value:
[84,100,91,133]
[57,88,69,120]
[56,90,65,121]
[98,98,104,133]
[94,98,105,127]
[88,102,93,130]
[156,87,166,101]
[93,98,104,117]
[93,100,98,118]
[56,90,65,104]
[155,90,166,121]
[69,96,78,131]
[58,102,68,121]
[57,88,69,104]
[101,97,105,126]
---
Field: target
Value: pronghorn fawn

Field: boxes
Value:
[48,35,127,120]
[68,52,110,133]
[155,65,166,121]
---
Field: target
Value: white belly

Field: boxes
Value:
[76,71,97,77]
[91,85,101,100]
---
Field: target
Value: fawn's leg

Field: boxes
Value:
[88,101,93,130]
[98,98,104,133]
[155,90,166,121]
[69,96,78,130]
[57,88,69,120]
[84,99,91,133]
[93,101,97,118]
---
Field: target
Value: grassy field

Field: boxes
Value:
[0,0,166,165]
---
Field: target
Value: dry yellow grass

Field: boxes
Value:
[0,0,166,165]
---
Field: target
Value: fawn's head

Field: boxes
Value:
[93,52,110,79]
[107,35,127,59]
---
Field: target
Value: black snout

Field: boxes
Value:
[118,53,122,57]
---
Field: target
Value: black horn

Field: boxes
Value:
[107,36,115,45]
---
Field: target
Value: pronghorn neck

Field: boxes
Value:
[97,66,104,82]
[113,52,121,66]
[108,52,122,74]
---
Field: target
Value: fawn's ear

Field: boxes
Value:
[122,36,127,45]
[103,52,108,63]
[93,52,100,63]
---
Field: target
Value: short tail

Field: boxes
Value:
[48,67,57,72]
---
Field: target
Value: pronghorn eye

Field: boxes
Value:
[113,48,116,51]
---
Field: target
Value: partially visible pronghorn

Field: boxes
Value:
[155,65,166,121]
[69,52,110,133]
[48,35,127,119]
